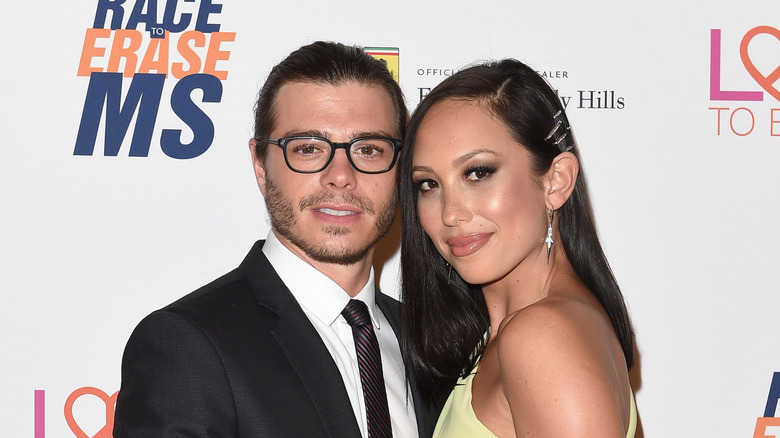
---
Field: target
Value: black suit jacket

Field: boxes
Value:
[114,240,438,437]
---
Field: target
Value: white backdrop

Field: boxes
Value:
[2,1,780,437]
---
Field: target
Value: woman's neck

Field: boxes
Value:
[481,246,576,333]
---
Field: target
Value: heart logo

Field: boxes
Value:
[64,387,118,438]
[741,26,780,101]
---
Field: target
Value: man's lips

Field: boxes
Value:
[315,207,357,217]
[446,233,492,257]
[310,205,362,223]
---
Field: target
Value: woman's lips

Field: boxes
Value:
[446,233,492,257]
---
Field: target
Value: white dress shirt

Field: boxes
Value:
[262,231,418,438]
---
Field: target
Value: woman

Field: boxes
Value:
[399,59,636,437]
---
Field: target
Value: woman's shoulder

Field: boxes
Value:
[496,289,605,357]
[493,290,631,437]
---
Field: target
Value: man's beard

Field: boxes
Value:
[263,177,396,265]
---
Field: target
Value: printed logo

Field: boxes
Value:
[65,387,118,438]
[35,387,118,438]
[74,0,235,159]
[365,47,400,82]
[414,65,625,110]
[755,372,780,438]
[416,67,456,77]
[709,27,780,136]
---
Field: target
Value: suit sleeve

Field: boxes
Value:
[113,310,238,437]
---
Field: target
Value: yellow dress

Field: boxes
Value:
[432,364,637,438]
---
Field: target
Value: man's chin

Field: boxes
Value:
[305,244,371,266]
[322,225,352,237]
[282,230,373,266]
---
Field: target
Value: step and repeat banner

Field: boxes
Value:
[2,1,779,437]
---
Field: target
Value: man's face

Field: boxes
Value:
[252,81,399,266]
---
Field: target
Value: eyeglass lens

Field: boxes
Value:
[284,138,395,172]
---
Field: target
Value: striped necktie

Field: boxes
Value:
[342,299,392,438]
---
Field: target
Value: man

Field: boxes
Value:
[114,41,437,437]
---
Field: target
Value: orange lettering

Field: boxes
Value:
[172,31,206,79]
[709,107,729,136]
[107,29,143,77]
[139,32,170,77]
[204,31,235,80]
[730,107,755,136]
[64,387,118,438]
[755,417,780,438]
[77,28,111,76]
[741,27,780,102]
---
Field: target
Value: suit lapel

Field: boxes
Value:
[271,306,361,438]
[377,292,441,438]
[240,241,361,438]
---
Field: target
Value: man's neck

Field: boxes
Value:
[272,231,374,297]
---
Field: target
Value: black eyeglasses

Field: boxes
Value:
[265,136,402,174]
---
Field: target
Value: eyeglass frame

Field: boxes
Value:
[264,136,403,174]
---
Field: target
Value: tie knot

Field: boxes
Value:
[342,299,371,327]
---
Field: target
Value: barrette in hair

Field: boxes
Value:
[544,110,574,151]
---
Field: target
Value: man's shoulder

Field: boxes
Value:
[132,268,257,339]
[165,267,252,314]
[152,240,281,328]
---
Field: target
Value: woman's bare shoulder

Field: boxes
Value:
[494,294,629,437]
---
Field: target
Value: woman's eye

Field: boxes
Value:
[468,170,488,180]
[414,179,438,192]
[466,166,496,181]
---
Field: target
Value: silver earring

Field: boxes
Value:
[545,209,554,263]
[446,262,452,279]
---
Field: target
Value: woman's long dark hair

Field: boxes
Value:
[399,59,634,405]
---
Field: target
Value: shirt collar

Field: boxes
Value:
[262,231,381,328]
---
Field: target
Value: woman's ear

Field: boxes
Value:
[544,151,579,210]
[249,138,267,196]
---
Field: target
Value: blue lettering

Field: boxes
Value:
[161,74,222,159]
[195,0,222,33]
[162,0,196,33]
[764,372,780,417]
[74,73,165,157]
[93,0,126,29]
[126,0,158,31]
[94,0,224,32]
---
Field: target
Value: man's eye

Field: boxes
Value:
[358,146,380,156]
[292,144,323,155]
[353,141,387,158]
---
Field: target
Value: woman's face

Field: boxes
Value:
[411,99,549,286]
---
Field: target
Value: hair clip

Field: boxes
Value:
[544,110,574,151]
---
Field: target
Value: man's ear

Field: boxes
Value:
[249,138,267,196]
[544,151,579,210]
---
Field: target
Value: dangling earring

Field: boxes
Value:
[545,209,554,263]
[446,262,452,279]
